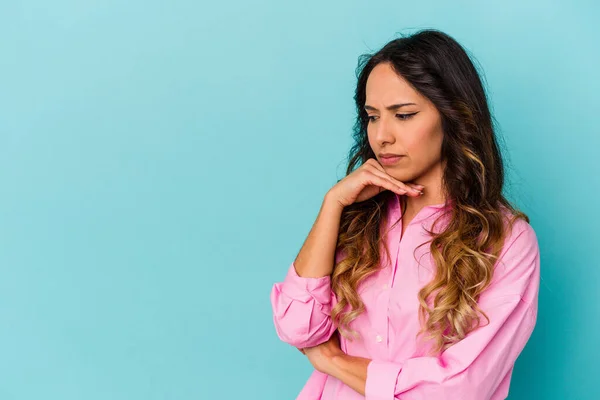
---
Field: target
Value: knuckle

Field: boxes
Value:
[359,169,371,178]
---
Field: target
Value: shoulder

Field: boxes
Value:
[485,211,540,304]
[498,209,539,259]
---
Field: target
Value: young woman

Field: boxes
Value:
[270,29,540,400]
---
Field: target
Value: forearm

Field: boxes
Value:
[329,354,371,396]
[293,192,344,278]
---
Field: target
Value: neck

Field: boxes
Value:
[403,161,446,212]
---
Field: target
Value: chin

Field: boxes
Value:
[388,170,420,183]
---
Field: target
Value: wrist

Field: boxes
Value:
[328,354,349,378]
[324,191,345,212]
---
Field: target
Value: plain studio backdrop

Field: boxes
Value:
[0,1,598,399]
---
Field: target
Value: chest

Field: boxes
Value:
[339,202,451,357]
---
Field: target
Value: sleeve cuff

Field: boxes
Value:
[281,262,332,305]
[365,360,403,400]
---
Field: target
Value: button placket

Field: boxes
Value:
[373,276,390,348]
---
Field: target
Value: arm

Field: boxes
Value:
[329,221,540,400]
[270,192,346,348]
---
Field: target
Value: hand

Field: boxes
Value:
[327,158,424,208]
[297,331,345,375]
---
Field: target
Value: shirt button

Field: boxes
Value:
[382,283,389,290]
[375,335,383,343]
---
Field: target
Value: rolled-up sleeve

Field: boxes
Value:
[365,221,540,400]
[270,249,344,348]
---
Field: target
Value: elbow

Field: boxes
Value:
[270,284,336,348]
[272,311,336,348]
[412,369,509,400]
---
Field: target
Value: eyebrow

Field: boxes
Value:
[364,103,417,112]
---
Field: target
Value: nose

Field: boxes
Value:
[372,114,396,146]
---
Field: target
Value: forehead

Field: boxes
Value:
[365,62,420,103]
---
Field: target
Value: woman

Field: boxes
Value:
[270,29,540,400]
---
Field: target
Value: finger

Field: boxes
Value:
[367,161,425,193]
[364,168,422,196]
[364,162,414,192]
[364,172,412,196]
[367,159,425,192]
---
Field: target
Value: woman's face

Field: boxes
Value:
[365,62,444,185]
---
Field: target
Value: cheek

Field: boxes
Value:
[406,126,443,160]
[367,133,375,150]
[366,127,380,149]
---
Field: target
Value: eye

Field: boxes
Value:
[367,112,418,122]
[396,112,418,120]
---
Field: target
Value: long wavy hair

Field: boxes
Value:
[330,29,529,356]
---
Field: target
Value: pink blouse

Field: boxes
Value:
[270,193,540,399]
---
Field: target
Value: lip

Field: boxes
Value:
[379,153,403,158]
[379,154,404,165]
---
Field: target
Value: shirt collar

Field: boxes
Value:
[388,192,454,226]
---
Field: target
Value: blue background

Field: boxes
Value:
[1,1,598,399]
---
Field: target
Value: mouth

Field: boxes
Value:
[379,155,404,165]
